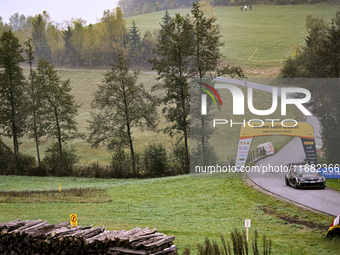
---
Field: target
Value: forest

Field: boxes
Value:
[0,8,156,68]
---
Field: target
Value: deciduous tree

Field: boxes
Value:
[24,38,43,166]
[71,18,86,67]
[88,50,158,176]
[36,58,80,174]
[0,30,27,169]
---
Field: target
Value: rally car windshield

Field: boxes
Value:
[293,167,319,176]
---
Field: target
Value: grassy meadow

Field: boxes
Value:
[125,4,337,71]
[0,175,339,254]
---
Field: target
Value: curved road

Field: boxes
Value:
[214,77,340,217]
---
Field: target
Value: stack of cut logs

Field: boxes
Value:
[0,219,176,255]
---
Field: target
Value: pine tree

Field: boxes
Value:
[31,13,52,61]
[190,2,243,167]
[150,13,194,173]
[160,10,171,29]
[129,20,142,64]
[62,26,77,65]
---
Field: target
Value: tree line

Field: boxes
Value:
[0,30,81,176]
[0,2,242,177]
[0,8,157,68]
[280,8,340,165]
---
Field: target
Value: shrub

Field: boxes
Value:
[190,144,218,174]
[16,154,36,176]
[42,143,79,176]
[29,165,48,177]
[169,142,187,175]
[142,142,168,177]
[0,140,14,175]
[74,162,111,178]
[110,147,135,178]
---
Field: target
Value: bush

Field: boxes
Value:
[190,144,218,174]
[74,162,111,178]
[0,139,39,176]
[42,143,79,176]
[29,165,48,177]
[142,142,168,177]
[110,147,135,178]
[0,140,14,175]
[16,154,36,176]
[170,142,187,175]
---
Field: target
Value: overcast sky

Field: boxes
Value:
[1,0,119,25]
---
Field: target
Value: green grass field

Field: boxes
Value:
[125,4,337,70]
[0,175,338,254]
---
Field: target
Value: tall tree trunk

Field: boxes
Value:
[35,134,41,166]
[55,107,64,173]
[10,89,19,171]
[181,82,189,174]
[122,76,136,176]
[30,67,41,166]
[198,75,207,168]
[12,122,18,171]
[183,118,189,174]
[127,123,136,176]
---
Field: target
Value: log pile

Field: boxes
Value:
[0,219,176,255]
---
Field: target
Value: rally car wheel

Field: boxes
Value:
[285,177,289,186]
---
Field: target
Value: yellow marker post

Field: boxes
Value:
[59,183,61,192]
[70,214,77,228]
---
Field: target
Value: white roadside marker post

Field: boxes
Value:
[245,219,251,242]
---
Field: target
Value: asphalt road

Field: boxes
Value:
[214,77,340,217]
[250,137,340,217]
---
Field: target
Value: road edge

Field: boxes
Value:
[243,177,336,217]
